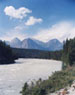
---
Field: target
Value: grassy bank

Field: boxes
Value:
[21,67,75,95]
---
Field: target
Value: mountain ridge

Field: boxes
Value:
[6,37,63,51]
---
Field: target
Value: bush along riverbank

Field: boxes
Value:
[21,38,75,95]
[21,67,75,95]
[0,41,17,64]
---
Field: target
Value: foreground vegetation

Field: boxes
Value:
[0,41,16,64]
[21,67,75,95]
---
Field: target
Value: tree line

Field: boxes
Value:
[0,41,16,64]
[12,48,62,60]
[62,38,75,68]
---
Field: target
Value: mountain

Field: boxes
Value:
[46,39,63,51]
[6,38,63,51]
[21,38,46,50]
[9,38,22,48]
[5,41,10,45]
[31,38,45,47]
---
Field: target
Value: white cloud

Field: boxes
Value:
[1,21,75,42]
[33,21,75,42]
[25,16,43,26]
[0,25,28,41]
[14,25,25,31]
[1,33,27,41]
[4,6,32,19]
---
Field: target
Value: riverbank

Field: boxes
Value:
[50,81,75,95]
[49,67,75,95]
[21,67,75,95]
[0,58,15,65]
[0,41,17,65]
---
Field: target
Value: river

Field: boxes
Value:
[0,58,62,95]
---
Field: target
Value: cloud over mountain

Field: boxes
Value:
[4,6,32,19]
[33,21,75,42]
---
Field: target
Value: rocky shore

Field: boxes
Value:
[50,81,75,95]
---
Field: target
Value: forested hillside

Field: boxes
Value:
[0,41,16,64]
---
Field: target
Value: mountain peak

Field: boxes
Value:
[10,37,21,48]
[48,39,61,43]
[11,37,20,42]
[47,39,63,51]
[23,38,33,41]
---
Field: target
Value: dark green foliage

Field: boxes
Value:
[0,41,16,64]
[50,50,62,60]
[21,68,75,95]
[12,48,62,60]
[62,38,75,67]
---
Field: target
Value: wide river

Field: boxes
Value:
[0,58,62,95]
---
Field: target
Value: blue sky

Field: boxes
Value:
[0,0,75,42]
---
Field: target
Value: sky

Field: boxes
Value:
[0,0,75,42]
